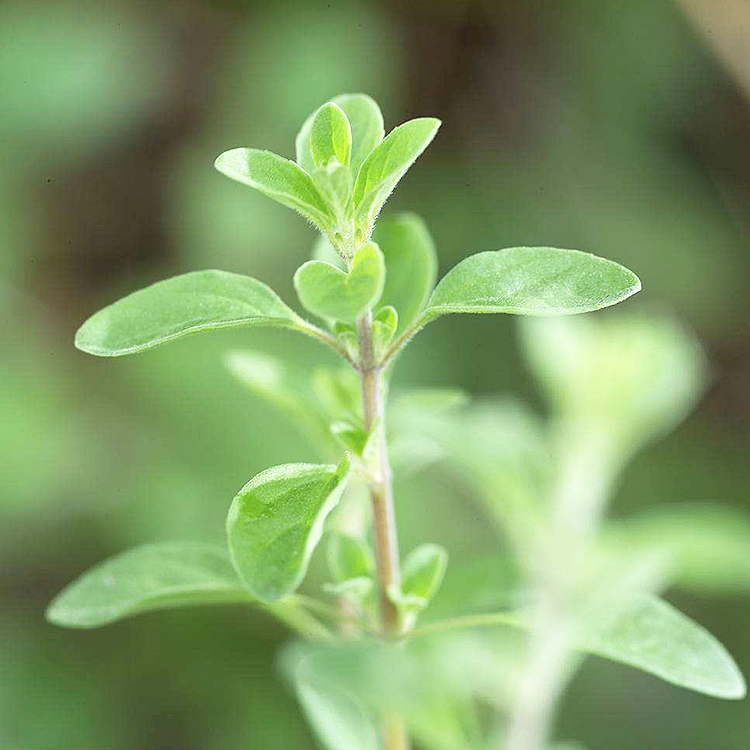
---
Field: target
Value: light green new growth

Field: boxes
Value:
[51,93,745,750]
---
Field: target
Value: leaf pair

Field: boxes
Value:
[216,93,440,241]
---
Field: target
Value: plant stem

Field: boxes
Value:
[357,310,401,635]
[357,309,409,750]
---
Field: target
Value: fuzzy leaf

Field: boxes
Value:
[46,543,249,628]
[353,118,441,229]
[227,455,352,601]
[76,270,304,357]
[215,148,331,229]
[373,213,437,334]
[294,242,385,323]
[298,94,384,177]
[424,248,640,320]
[310,102,352,167]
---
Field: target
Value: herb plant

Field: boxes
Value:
[48,94,745,750]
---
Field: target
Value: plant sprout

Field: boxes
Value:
[47,94,743,750]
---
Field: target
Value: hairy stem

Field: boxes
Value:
[357,310,401,634]
[357,309,409,750]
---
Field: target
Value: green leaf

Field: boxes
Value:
[581,594,745,699]
[327,533,374,583]
[419,595,746,699]
[603,503,750,595]
[330,421,369,456]
[353,118,441,230]
[389,544,448,630]
[424,248,640,320]
[298,94,384,178]
[310,102,352,167]
[46,543,249,629]
[402,544,449,603]
[372,305,398,355]
[519,313,705,459]
[227,454,352,601]
[336,94,385,176]
[76,270,304,357]
[294,242,386,324]
[372,212,438,334]
[214,148,332,229]
[313,367,362,421]
[224,349,331,450]
[312,160,352,218]
[312,232,346,267]
[283,645,380,750]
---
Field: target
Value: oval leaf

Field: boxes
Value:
[310,102,352,167]
[214,148,332,229]
[425,248,640,320]
[294,242,386,324]
[421,594,745,700]
[227,454,352,601]
[580,594,746,699]
[372,212,438,334]
[76,270,304,356]
[297,93,384,177]
[46,543,248,629]
[353,118,441,229]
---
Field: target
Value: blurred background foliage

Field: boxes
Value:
[2,0,750,748]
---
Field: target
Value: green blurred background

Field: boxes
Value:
[2,0,750,748]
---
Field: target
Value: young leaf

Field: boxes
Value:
[423,248,640,321]
[372,305,398,355]
[401,544,449,605]
[76,270,305,357]
[372,213,438,334]
[297,94,384,177]
[353,118,441,230]
[46,543,249,629]
[312,160,352,218]
[389,544,448,631]
[327,533,374,583]
[310,102,352,167]
[227,454,352,601]
[336,94,385,176]
[214,148,332,229]
[294,241,386,324]
[330,421,369,456]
